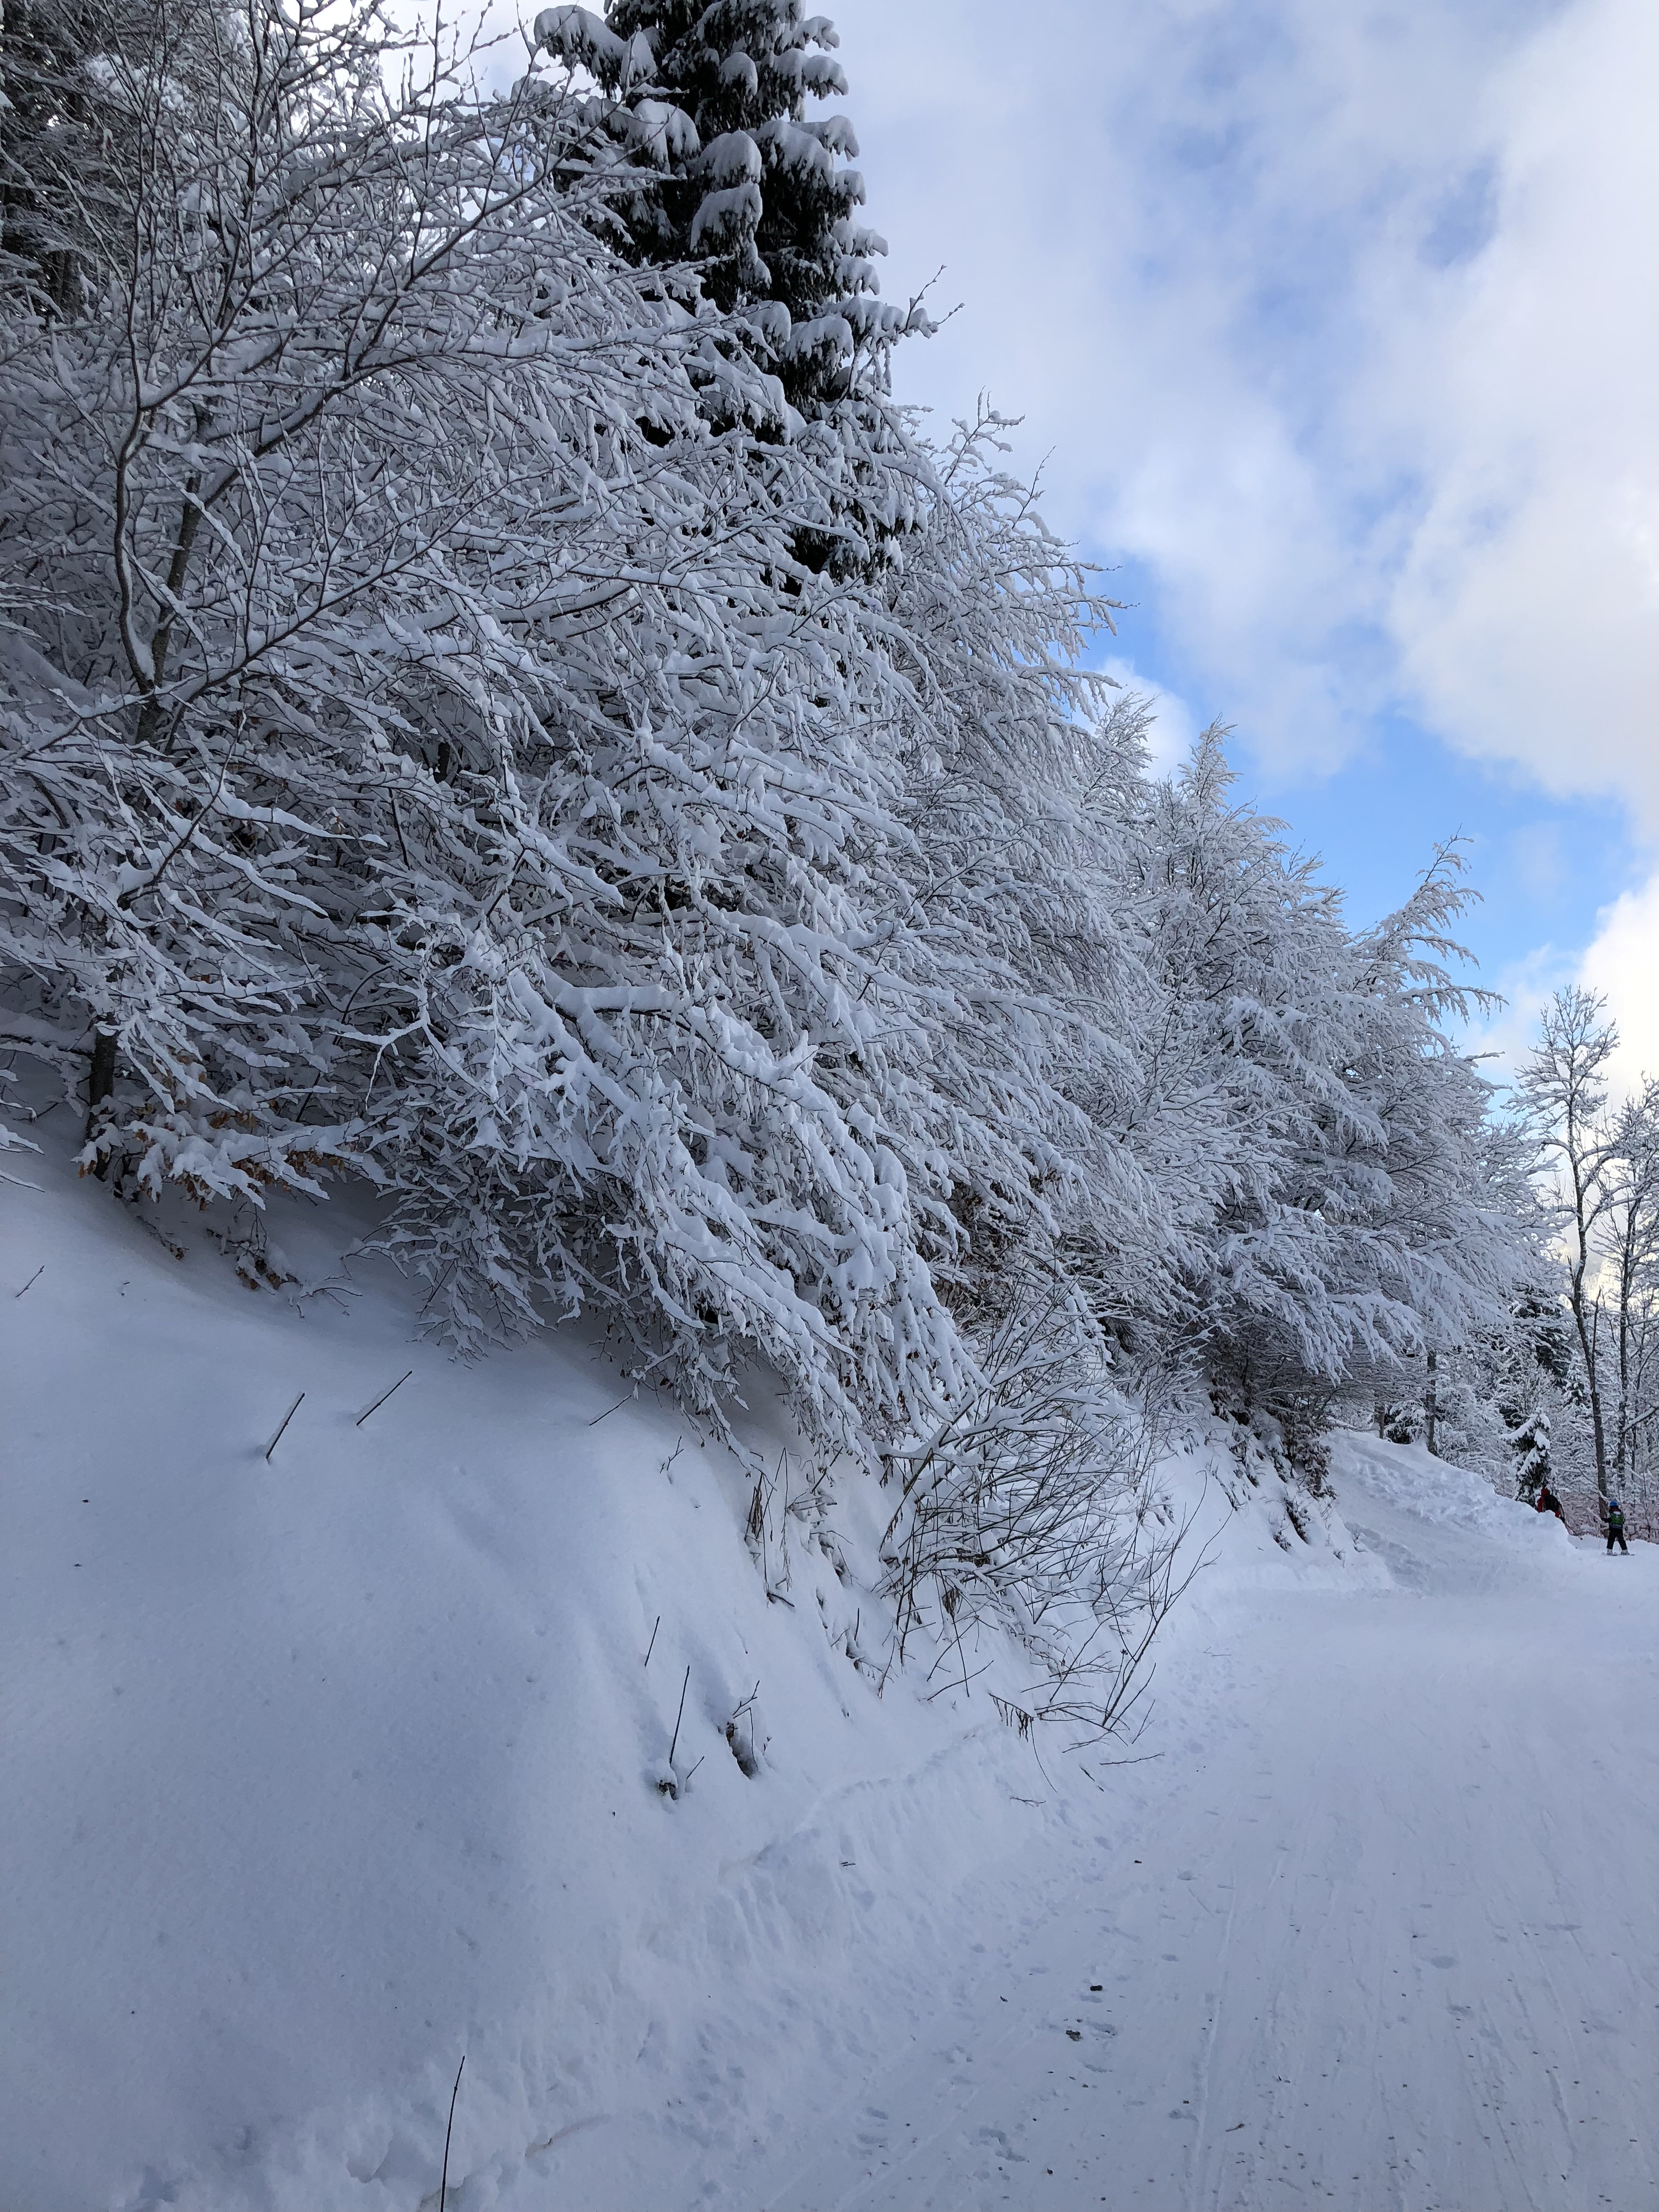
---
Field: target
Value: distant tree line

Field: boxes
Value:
[1397,991,1659,1535]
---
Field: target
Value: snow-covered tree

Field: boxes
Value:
[0,0,173,318]
[1,0,1541,1677]
[1107,758,1520,1446]
[1604,1078,1659,1486]
[1517,989,1621,1496]
[1507,1400,1552,1499]
[533,0,915,411]
[530,0,930,585]
[0,0,942,1432]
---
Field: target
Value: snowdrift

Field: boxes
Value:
[1,1144,1515,2212]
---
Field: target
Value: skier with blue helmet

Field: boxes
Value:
[1605,1496,1629,1554]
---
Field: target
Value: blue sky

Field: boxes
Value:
[1098,550,1641,958]
[827,0,1658,1085]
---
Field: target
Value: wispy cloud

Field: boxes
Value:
[837,0,1658,815]
[1381,0,1659,829]
[1580,871,1659,1098]
[1466,945,1576,1089]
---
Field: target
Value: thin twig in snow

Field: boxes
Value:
[950,1606,972,1697]
[439,2054,465,2212]
[355,1370,412,1427]
[924,1660,991,1700]
[667,1662,691,1767]
[265,1391,305,1461]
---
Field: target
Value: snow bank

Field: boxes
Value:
[0,1143,1401,2212]
[1328,1427,1580,1594]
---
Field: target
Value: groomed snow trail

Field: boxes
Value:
[755,1442,1658,2212]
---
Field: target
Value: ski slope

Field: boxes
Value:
[760,1437,1659,2212]
[3,1142,1656,2212]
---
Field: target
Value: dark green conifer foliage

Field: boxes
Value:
[1506,1403,1552,1500]
[535,1,911,414]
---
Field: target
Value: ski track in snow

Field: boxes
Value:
[753,1442,1659,2212]
[3,1154,1656,2212]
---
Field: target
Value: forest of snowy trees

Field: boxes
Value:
[2,0,1652,1657]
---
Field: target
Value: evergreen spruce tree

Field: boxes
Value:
[1492,1281,1573,1498]
[533,1,920,416]
[1506,1402,1552,1500]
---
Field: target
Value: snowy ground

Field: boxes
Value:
[761,1437,1659,2212]
[3,1142,1656,2212]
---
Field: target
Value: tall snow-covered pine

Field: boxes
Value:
[534,0,916,414]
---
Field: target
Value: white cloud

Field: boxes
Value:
[1579,870,1659,1099]
[1465,942,1575,1087]
[1466,875,1659,1100]
[1383,0,1659,830]
[835,0,1658,812]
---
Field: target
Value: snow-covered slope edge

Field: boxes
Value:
[4,1146,1400,2212]
[1328,1426,1584,1587]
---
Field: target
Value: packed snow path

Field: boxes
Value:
[754,1444,1658,2212]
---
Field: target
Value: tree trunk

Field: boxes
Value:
[85,1028,117,1177]
[1564,1140,1609,1498]
[1424,1349,1438,1459]
[1569,1272,1608,1496]
[1616,1217,1632,1477]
